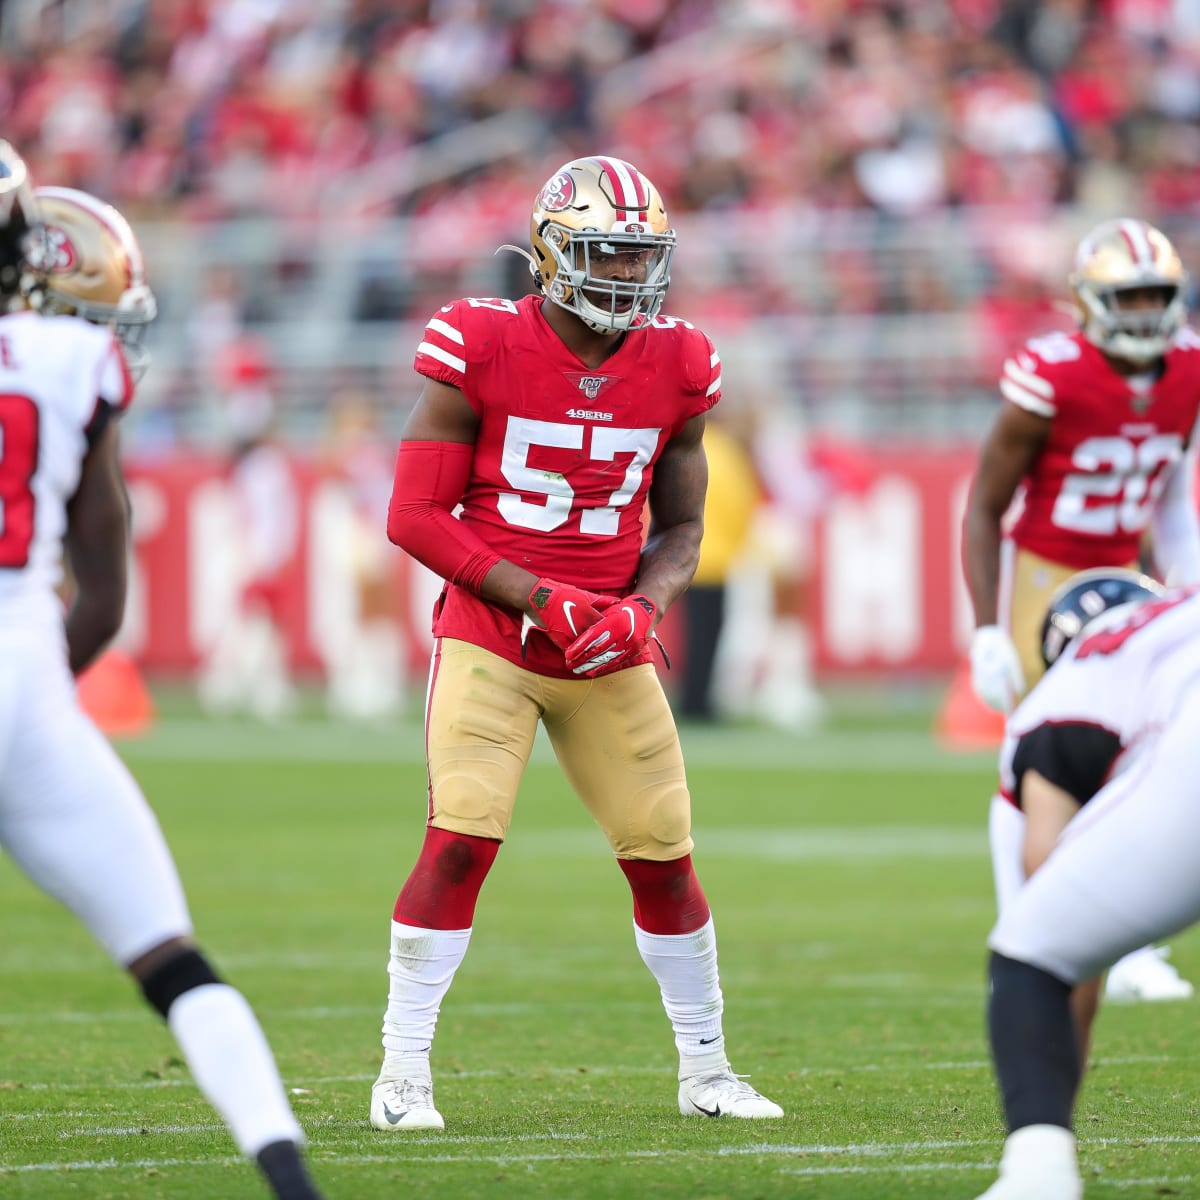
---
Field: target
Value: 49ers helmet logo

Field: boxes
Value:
[44,225,77,271]
[539,171,575,212]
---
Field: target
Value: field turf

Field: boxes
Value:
[2,698,1198,1199]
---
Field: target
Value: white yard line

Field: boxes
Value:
[113,720,995,773]
[0,1053,1178,1098]
[2,1137,1197,1181]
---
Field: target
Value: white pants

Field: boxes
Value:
[989,792,1026,915]
[0,633,191,965]
[989,690,1200,984]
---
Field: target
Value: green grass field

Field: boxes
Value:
[2,698,1199,1199]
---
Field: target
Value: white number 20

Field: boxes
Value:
[1052,434,1182,535]
[498,417,660,536]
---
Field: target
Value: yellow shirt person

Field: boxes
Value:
[680,421,762,719]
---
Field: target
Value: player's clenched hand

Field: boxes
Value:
[565,594,658,677]
[526,577,613,651]
[969,624,1025,714]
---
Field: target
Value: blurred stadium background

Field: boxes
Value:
[6,0,1200,703]
[11,6,1200,1197]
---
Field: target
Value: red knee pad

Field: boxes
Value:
[393,826,500,929]
[618,855,710,935]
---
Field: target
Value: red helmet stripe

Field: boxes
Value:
[595,156,649,221]
[1116,219,1154,267]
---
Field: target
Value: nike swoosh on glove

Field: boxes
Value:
[526,577,613,652]
[969,624,1025,714]
[565,594,658,677]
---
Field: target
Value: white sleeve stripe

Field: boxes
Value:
[710,351,720,367]
[706,374,722,397]
[426,317,464,344]
[1003,359,1054,398]
[417,341,466,374]
[1000,378,1056,417]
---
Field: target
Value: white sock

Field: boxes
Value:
[380,921,471,1074]
[633,917,726,1073]
[167,983,303,1158]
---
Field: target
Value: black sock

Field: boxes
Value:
[988,951,1080,1131]
[256,1140,324,1200]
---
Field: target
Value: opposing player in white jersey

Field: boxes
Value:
[991,569,1165,1066]
[977,576,1200,1199]
[0,147,325,1200]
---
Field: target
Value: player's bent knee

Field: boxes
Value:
[606,785,693,859]
[646,786,691,847]
[431,809,510,843]
[139,947,223,1019]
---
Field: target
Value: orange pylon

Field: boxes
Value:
[934,661,1006,752]
[77,649,155,737]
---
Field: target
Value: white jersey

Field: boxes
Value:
[990,602,1200,983]
[0,309,132,631]
[998,587,1200,805]
[0,312,189,966]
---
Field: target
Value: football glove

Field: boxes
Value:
[566,593,658,677]
[969,625,1025,714]
[526,577,612,652]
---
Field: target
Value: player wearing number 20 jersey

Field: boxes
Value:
[965,219,1200,706]
[372,155,782,1135]
[413,293,719,678]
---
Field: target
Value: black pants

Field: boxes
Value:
[680,584,725,720]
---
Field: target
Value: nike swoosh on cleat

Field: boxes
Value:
[381,1103,407,1125]
[690,1100,721,1117]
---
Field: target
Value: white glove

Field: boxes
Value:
[970,625,1025,714]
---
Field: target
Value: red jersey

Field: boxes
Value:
[412,294,721,676]
[998,328,1200,568]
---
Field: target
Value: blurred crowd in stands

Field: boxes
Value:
[5,0,1200,227]
[16,0,1197,716]
[5,0,1200,437]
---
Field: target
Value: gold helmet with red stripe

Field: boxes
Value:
[33,186,157,378]
[528,156,674,334]
[1070,218,1189,363]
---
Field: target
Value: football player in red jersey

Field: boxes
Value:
[964,219,1200,1005]
[0,161,324,1200]
[371,156,783,1130]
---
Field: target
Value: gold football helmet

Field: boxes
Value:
[526,155,674,334]
[33,186,157,378]
[1069,218,1189,363]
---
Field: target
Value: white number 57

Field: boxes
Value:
[498,417,660,536]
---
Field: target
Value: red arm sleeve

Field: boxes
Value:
[386,441,502,593]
